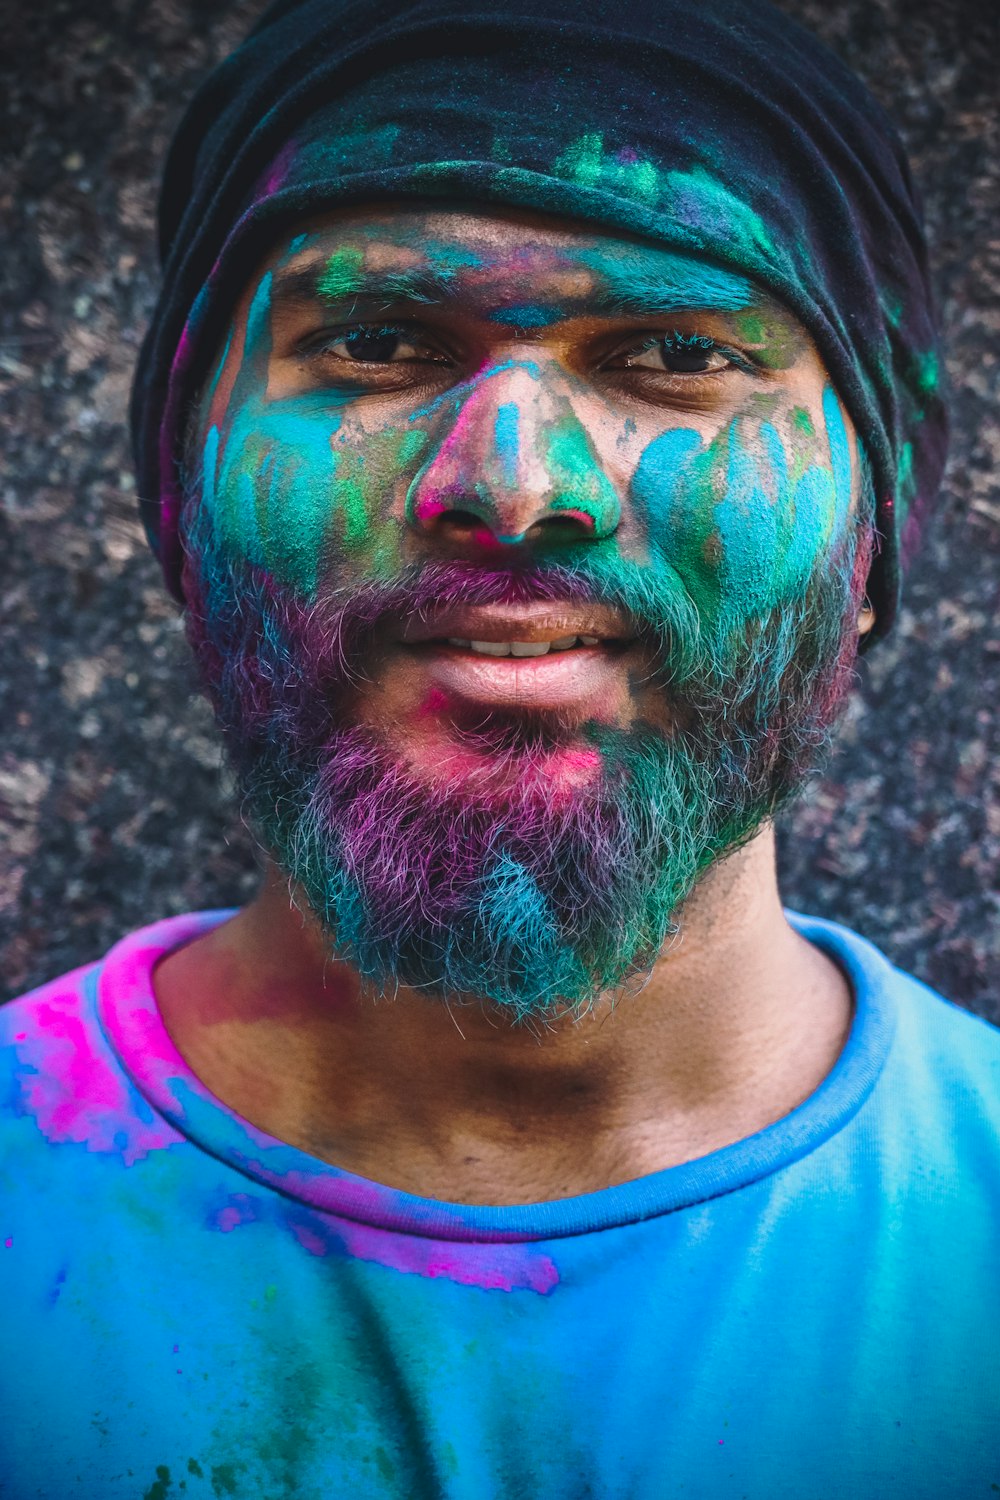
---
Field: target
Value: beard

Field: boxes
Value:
[180,497,872,1021]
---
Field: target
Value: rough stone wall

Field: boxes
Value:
[0,0,996,1015]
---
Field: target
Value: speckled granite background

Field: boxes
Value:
[1,0,996,1015]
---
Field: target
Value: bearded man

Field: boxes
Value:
[1,0,997,1494]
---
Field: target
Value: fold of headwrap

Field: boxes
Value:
[131,0,947,641]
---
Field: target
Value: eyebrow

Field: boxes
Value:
[270,262,455,309]
[268,259,764,320]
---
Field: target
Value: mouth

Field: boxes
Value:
[398,603,638,711]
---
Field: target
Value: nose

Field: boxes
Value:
[405,362,621,546]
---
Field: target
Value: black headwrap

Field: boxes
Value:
[131,0,947,641]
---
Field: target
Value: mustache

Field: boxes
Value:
[269,559,702,693]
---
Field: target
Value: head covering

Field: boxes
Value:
[131,0,946,642]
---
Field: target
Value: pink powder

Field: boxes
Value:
[12,973,181,1166]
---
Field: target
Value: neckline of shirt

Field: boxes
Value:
[95,907,897,1242]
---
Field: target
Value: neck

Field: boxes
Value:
[153,828,851,1204]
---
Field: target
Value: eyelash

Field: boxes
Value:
[301,323,758,378]
[617,330,757,375]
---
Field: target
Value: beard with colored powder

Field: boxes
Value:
[179,491,872,1022]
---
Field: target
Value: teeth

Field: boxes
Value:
[442,636,602,657]
[471,640,517,656]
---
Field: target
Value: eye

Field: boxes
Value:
[309,323,449,365]
[615,331,753,376]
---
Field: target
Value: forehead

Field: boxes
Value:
[255,204,786,322]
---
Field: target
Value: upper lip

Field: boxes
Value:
[400,602,635,645]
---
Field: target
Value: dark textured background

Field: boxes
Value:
[0,0,996,1015]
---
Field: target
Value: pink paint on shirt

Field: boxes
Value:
[16,911,564,1297]
[9,969,181,1166]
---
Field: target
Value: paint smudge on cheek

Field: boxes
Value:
[822,385,854,525]
[327,425,429,576]
[630,425,721,617]
[631,396,856,640]
[714,413,853,620]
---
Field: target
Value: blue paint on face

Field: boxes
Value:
[630,427,704,511]
[494,402,520,488]
[822,385,853,529]
[486,305,563,328]
[631,408,856,638]
[579,245,757,312]
[716,421,781,617]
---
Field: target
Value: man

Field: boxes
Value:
[1,0,996,1495]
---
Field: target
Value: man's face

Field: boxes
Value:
[182,207,871,1017]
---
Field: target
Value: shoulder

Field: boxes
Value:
[0,957,120,1154]
[0,912,232,1160]
[0,958,103,1072]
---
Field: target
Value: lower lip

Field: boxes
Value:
[405,643,630,710]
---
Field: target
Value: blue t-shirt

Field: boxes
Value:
[1,910,998,1498]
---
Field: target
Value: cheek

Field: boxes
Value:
[629,388,854,632]
[200,390,429,595]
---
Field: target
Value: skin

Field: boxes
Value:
[156,206,874,1205]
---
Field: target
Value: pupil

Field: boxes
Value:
[664,344,712,372]
[345,329,400,362]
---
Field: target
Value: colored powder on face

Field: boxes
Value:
[180,208,872,1014]
[544,416,619,530]
[792,406,815,437]
[329,426,428,572]
[486,305,562,327]
[822,385,853,525]
[715,419,782,618]
[631,407,854,636]
[202,326,234,418]
[580,244,755,313]
[731,310,805,370]
[415,237,486,276]
[215,396,348,594]
[200,260,438,593]
[316,246,365,301]
[629,425,717,612]
[494,402,520,488]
